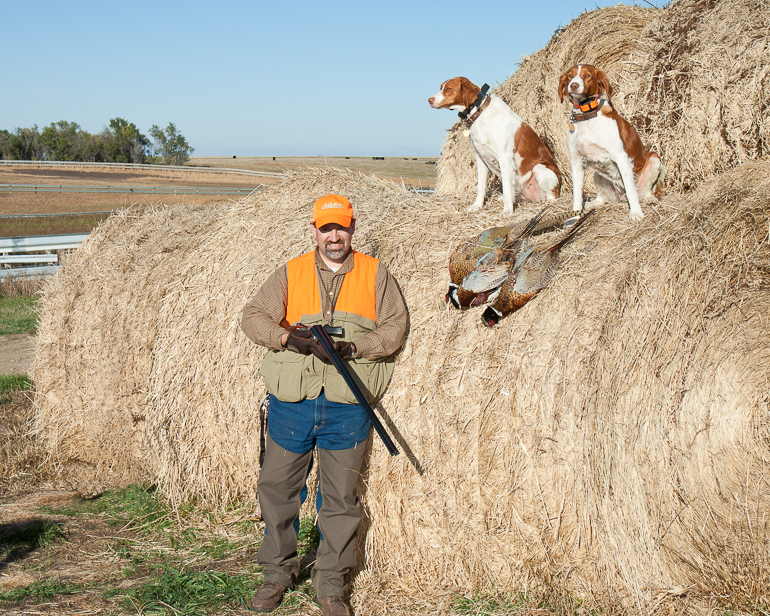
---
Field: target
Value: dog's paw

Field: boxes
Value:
[467,201,484,213]
[641,194,659,205]
[501,205,514,216]
[586,197,606,208]
[629,208,645,222]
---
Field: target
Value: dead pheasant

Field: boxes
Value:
[446,208,576,309]
[446,224,513,309]
[460,210,595,326]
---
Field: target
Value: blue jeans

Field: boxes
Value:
[268,390,371,453]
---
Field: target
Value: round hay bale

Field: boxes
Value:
[34,164,770,613]
[624,0,770,192]
[354,164,770,614]
[435,5,659,199]
[142,168,447,508]
[32,203,224,494]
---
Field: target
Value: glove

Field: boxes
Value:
[284,329,330,362]
[334,341,357,359]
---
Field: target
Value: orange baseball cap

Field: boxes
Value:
[312,194,354,228]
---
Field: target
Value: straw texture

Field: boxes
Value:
[623,0,770,192]
[32,203,224,493]
[34,161,770,613]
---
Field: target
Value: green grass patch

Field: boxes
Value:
[452,591,606,616]
[0,213,110,238]
[110,540,173,567]
[0,373,33,393]
[0,579,82,604]
[452,592,530,615]
[0,296,37,335]
[43,484,171,531]
[297,516,319,558]
[188,535,241,560]
[116,565,261,614]
[38,484,270,613]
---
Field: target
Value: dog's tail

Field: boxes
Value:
[651,154,666,198]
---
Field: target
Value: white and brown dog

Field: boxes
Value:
[558,64,664,222]
[429,77,561,215]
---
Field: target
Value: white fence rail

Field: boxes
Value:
[0,159,284,179]
[0,265,59,280]
[0,232,90,280]
[0,254,59,264]
[0,233,91,253]
[0,183,260,195]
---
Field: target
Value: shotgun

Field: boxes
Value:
[309,324,399,456]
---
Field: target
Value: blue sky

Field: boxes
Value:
[2,1,659,157]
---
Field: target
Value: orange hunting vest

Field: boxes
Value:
[284,250,377,327]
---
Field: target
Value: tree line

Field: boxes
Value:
[0,118,194,166]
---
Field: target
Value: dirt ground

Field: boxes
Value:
[0,166,267,216]
[0,158,434,218]
[0,488,267,615]
[0,335,33,375]
[0,339,126,614]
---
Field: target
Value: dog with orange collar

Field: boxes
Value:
[558,64,665,222]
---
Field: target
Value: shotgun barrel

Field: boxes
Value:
[310,324,399,456]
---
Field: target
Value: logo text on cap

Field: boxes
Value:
[321,202,345,210]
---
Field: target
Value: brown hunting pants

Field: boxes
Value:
[257,431,370,597]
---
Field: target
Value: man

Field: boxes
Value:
[240,194,408,616]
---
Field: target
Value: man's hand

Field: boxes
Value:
[284,329,330,362]
[334,341,357,359]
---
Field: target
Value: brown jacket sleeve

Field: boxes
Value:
[240,264,289,351]
[353,262,408,360]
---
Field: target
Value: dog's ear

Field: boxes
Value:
[460,78,479,108]
[596,69,613,99]
[558,72,570,103]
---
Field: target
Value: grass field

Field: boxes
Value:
[0,165,265,219]
[0,279,41,335]
[0,212,112,237]
[0,158,436,237]
[0,297,37,335]
[189,156,437,187]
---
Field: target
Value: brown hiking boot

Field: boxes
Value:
[315,595,352,616]
[248,581,288,612]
